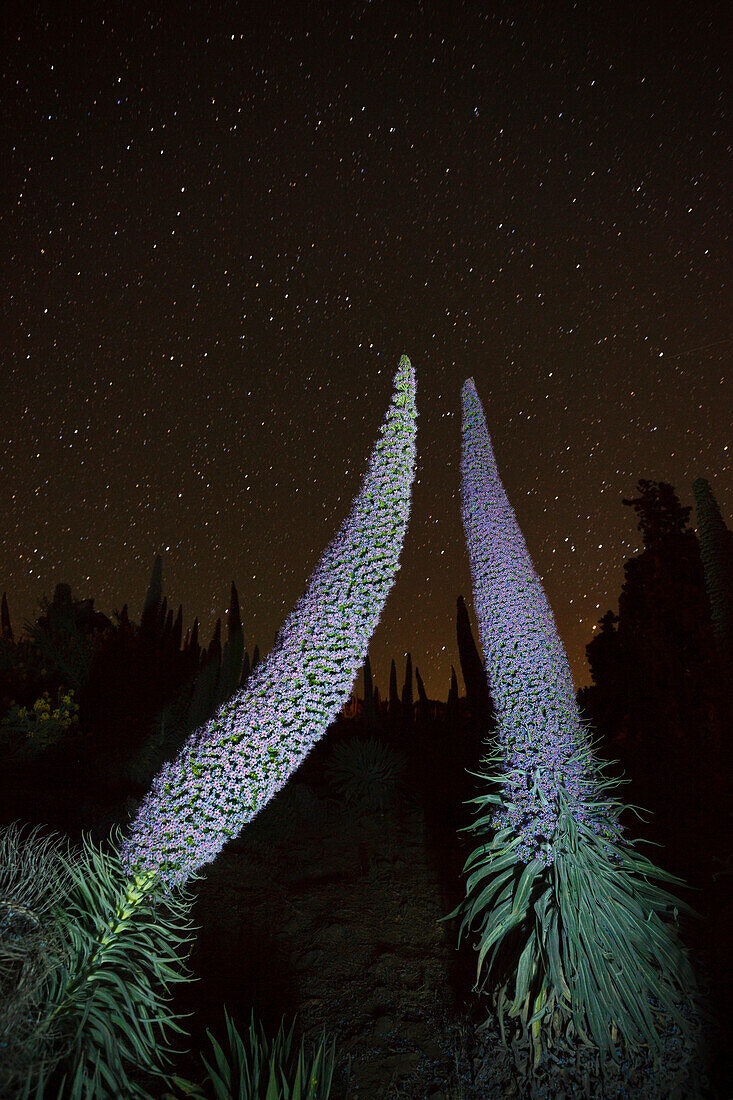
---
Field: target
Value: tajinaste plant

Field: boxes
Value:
[446,376,701,1070]
[120,355,417,892]
[16,357,416,1099]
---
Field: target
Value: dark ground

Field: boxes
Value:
[1,718,730,1099]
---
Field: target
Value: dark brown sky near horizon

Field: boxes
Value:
[1,1,730,700]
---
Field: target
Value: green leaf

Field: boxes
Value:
[475,897,523,976]
[545,910,572,1001]
[466,868,516,917]
[464,856,516,897]
[511,857,543,916]
[512,927,538,1008]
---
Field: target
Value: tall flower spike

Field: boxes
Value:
[450,376,700,1066]
[121,356,417,892]
[460,376,620,862]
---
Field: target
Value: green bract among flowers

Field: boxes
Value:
[443,376,705,1073]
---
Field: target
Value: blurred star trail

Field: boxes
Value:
[1,1,729,698]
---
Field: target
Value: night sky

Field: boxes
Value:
[2,2,729,700]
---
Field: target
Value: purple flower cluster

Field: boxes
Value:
[120,357,417,892]
[460,378,622,865]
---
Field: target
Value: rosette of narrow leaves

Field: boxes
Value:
[120,356,417,892]
[445,376,701,1068]
[0,823,78,1099]
[163,1007,336,1099]
[325,737,405,812]
[16,826,201,1100]
[6,828,335,1100]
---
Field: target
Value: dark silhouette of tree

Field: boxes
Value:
[139,554,163,642]
[2,593,13,641]
[75,559,193,784]
[171,604,183,654]
[577,610,624,744]
[24,582,112,693]
[414,664,431,729]
[183,617,201,680]
[446,664,459,722]
[205,618,222,670]
[388,657,400,727]
[215,583,245,707]
[185,621,223,739]
[621,478,691,547]
[580,479,729,878]
[401,652,414,725]
[456,594,495,731]
[693,476,733,663]
[240,648,251,688]
[158,596,169,640]
[362,653,377,734]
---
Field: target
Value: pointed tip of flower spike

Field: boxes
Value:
[120,354,418,891]
[396,354,415,389]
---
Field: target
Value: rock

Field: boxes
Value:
[373,1013,394,1037]
[293,948,322,970]
[319,921,347,943]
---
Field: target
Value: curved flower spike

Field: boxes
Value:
[121,356,417,891]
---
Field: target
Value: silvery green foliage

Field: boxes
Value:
[11,827,201,1100]
[121,356,417,892]
[451,377,700,1066]
[459,377,621,864]
[0,824,77,1099]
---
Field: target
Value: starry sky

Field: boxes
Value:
[1,1,730,700]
